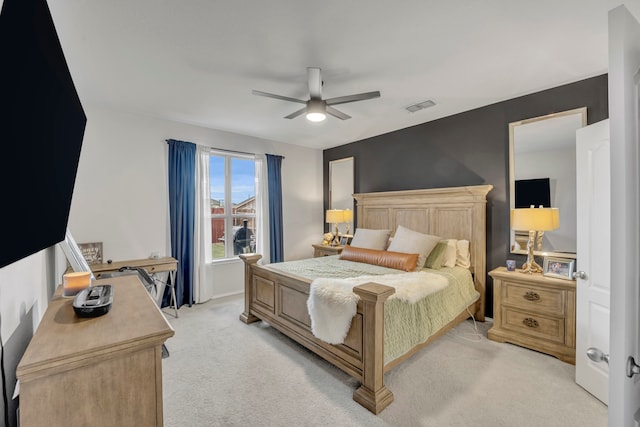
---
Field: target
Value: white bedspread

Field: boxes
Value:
[306,271,448,345]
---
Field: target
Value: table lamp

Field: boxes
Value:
[343,209,353,236]
[511,207,559,273]
[326,209,344,246]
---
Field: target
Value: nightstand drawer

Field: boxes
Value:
[502,281,565,315]
[501,307,565,344]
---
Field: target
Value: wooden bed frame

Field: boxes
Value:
[239,184,492,414]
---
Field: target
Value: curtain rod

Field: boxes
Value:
[166,140,284,159]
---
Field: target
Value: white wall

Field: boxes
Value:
[67,105,323,299]
[0,248,56,425]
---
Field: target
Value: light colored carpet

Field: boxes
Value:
[162,295,607,427]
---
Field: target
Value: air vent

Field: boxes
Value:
[406,99,436,113]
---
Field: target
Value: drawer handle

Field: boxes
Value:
[523,291,540,301]
[522,318,539,328]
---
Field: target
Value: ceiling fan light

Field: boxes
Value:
[306,111,326,122]
[306,99,326,122]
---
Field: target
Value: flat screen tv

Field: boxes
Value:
[0,0,87,269]
[515,178,551,208]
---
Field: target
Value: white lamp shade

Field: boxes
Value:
[326,209,344,224]
[511,207,560,231]
[343,209,353,222]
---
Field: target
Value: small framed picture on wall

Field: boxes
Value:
[542,257,575,280]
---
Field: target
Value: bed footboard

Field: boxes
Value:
[239,254,395,414]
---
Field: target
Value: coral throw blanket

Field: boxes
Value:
[307,271,448,344]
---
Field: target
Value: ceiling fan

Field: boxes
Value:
[252,67,380,122]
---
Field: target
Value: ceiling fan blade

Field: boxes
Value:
[284,107,307,119]
[326,106,351,120]
[307,67,322,99]
[252,90,306,104]
[325,91,381,106]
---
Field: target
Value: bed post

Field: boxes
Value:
[239,254,262,324]
[352,282,395,414]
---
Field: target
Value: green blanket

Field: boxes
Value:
[268,256,479,364]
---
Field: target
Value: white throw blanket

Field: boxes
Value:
[306,271,448,345]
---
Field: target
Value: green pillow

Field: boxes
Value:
[424,241,447,269]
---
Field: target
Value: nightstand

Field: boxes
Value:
[488,266,576,364]
[312,244,344,257]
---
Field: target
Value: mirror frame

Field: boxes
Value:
[508,107,587,259]
[329,157,354,232]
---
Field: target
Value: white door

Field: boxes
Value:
[608,5,640,426]
[575,119,610,405]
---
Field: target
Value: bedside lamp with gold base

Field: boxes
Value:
[511,207,559,274]
[325,209,345,246]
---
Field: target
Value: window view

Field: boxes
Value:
[210,153,256,259]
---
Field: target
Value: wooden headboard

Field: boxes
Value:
[353,184,493,319]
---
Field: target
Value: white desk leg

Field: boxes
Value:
[168,270,179,318]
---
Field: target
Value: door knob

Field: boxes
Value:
[586,347,609,364]
[573,270,587,280]
[627,356,640,378]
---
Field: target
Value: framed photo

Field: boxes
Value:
[78,242,103,265]
[340,234,353,246]
[542,256,575,280]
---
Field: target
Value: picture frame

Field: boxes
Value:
[542,256,575,280]
[58,229,95,279]
[78,241,103,265]
[340,234,353,246]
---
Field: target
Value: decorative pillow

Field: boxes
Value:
[442,239,458,268]
[424,241,448,269]
[349,228,391,250]
[386,225,441,269]
[456,239,471,268]
[339,245,419,272]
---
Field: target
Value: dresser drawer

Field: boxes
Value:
[502,281,565,315]
[501,306,565,344]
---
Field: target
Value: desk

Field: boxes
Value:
[91,257,179,318]
[17,275,175,426]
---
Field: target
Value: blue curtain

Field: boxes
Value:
[166,139,196,308]
[266,154,284,263]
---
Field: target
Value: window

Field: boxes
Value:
[210,152,257,259]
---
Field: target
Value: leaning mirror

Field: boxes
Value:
[509,107,587,259]
[329,157,354,234]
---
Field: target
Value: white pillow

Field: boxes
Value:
[387,225,440,268]
[456,239,471,268]
[349,228,391,250]
[442,239,457,268]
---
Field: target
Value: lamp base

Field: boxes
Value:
[519,231,542,274]
[330,224,340,246]
[519,260,543,274]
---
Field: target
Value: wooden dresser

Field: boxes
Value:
[488,266,576,364]
[16,275,175,426]
[312,244,344,257]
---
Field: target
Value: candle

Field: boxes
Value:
[63,272,91,297]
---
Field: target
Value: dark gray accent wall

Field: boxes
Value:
[323,74,608,317]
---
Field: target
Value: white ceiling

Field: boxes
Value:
[47,1,631,150]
